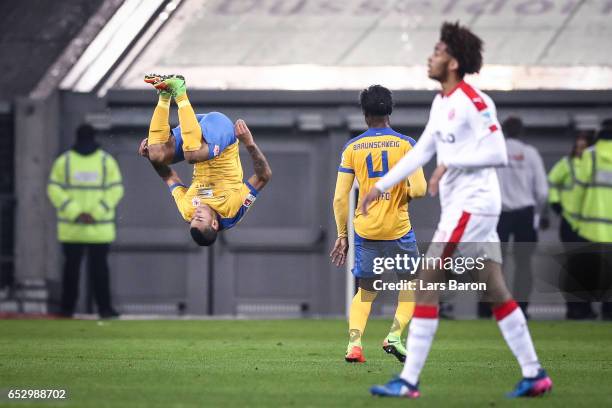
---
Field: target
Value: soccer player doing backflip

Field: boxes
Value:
[363,22,553,398]
[139,74,271,245]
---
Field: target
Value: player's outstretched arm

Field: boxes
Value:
[139,137,176,165]
[153,161,184,189]
[139,138,184,187]
[235,119,272,191]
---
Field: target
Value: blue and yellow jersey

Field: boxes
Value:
[172,111,244,194]
[333,127,427,240]
[169,111,256,230]
[171,112,237,163]
[170,180,258,231]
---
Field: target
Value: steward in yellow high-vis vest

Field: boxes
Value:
[571,120,612,320]
[47,124,124,318]
[574,123,612,243]
[547,132,597,319]
[548,155,583,230]
[47,141,124,243]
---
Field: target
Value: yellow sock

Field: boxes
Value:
[348,288,377,348]
[147,95,171,145]
[175,93,202,152]
[388,289,415,338]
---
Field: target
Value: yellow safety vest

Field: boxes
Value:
[548,155,582,229]
[47,149,124,243]
[574,140,612,242]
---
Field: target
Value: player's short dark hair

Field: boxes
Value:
[190,226,218,246]
[359,85,393,117]
[440,21,483,78]
[502,116,524,138]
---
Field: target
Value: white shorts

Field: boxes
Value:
[425,210,503,264]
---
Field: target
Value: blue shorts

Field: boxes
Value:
[353,230,420,279]
[171,112,236,163]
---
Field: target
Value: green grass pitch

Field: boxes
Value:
[0,319,611,407]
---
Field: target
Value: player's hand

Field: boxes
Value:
[138,138,149,158]
[428,164,447,197]
[235,119,254,146]
[330,237,349,267]
[359,187,381,216]
[76,213,95,224]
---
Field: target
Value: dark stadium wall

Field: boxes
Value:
[14,94,61,301]
[0,0,106,101]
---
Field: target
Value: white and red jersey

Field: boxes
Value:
[375,81,508,217]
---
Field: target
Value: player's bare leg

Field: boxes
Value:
[477,262,553,397]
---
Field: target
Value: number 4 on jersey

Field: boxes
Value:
[366,150,389,178]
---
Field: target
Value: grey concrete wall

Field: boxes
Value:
[14,95,61,284]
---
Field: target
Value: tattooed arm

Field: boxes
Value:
[234,119,272,191]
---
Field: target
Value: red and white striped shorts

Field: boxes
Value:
[425,210,503,264]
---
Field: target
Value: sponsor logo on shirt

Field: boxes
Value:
[198,188,214,198]
[213,144,220,157]
[243,193,256,208]
[481,111,498,132]
[481,111,493,125]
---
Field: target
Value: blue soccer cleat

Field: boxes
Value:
[507,369,553,398]
[370,376,420,399]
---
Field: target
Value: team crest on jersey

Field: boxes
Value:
[448,108,455,120]
[243,193,256,208]
[213,144,220,157]
[191,197,201,208]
